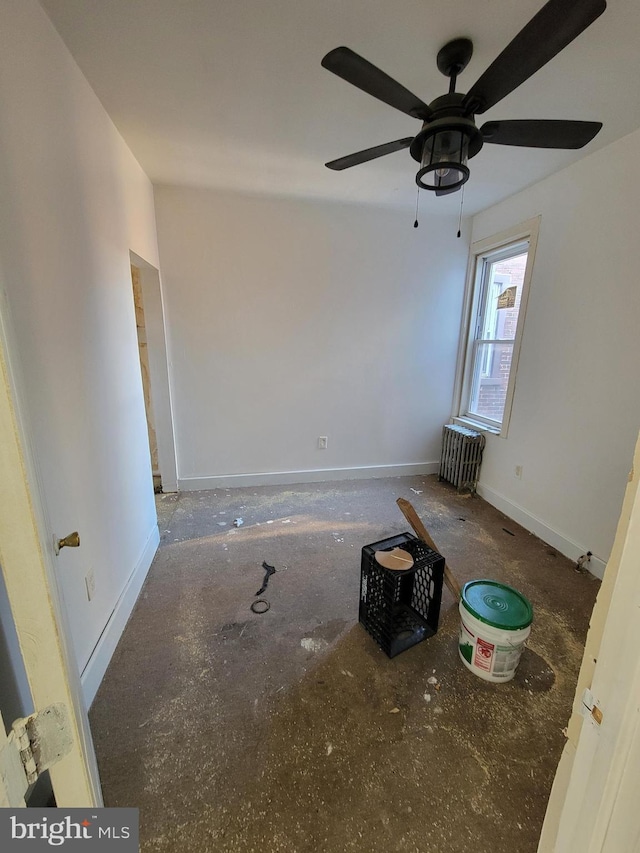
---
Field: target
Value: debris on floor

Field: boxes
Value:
[256,560,277,596]
[250,599,270,614]
[233,517,244,527]
[300,638,329,653]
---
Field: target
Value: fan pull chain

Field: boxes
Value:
[457,184,465,238]
[414,187,420,228]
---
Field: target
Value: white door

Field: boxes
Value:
[0,305,101,807]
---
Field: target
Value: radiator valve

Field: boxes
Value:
[575,551,593,572]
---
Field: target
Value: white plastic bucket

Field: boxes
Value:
[458,580,533,683]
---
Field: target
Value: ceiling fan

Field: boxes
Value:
[321,0,606,196]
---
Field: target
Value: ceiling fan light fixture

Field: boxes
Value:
[323,1,607,197]
[416,127,470,192]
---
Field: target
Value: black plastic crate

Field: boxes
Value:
[359,532,445,658]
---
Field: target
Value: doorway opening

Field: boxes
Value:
[131,264,161,492]
[129,253,178,495]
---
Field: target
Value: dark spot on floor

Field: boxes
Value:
[513,648,556,692]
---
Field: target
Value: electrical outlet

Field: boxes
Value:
[515,465,523,480]
[85,568,96,601]
[318,436,328,450]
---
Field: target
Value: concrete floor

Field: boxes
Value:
[89,475,599,853]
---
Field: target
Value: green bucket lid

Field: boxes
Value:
[461,580,533,630]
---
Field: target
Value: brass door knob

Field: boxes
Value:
[55,532,80,554]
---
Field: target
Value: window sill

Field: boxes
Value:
[452,416,501,436]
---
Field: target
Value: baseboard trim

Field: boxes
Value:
[477,483,607,580]
[81,525,159,707]
[179,461,440,490]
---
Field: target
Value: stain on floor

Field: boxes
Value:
[89,475,599,852]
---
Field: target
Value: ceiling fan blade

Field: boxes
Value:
[322,47,432,120]
[481,119,602,148]
[463,0,606,115]
[325,137,414,171]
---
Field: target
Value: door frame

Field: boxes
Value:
[130,252,178,493]
[0,288,101,806]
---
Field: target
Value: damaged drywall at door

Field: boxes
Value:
[131,265,159,480]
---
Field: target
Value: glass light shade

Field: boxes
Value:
[416,128,470,192]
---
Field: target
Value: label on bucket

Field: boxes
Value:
[493,644,524,676]
[458,620,527,681]
[474,637,494,671]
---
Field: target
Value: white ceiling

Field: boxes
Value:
[40,0,640,215]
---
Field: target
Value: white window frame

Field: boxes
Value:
[452,217,540,438]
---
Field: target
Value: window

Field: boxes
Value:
[455,218,539,435]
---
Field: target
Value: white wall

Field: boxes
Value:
[154,186,469,488]
[0,0,162,700]
[471,128,640,574]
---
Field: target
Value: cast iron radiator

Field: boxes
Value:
[439,424,486,493]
